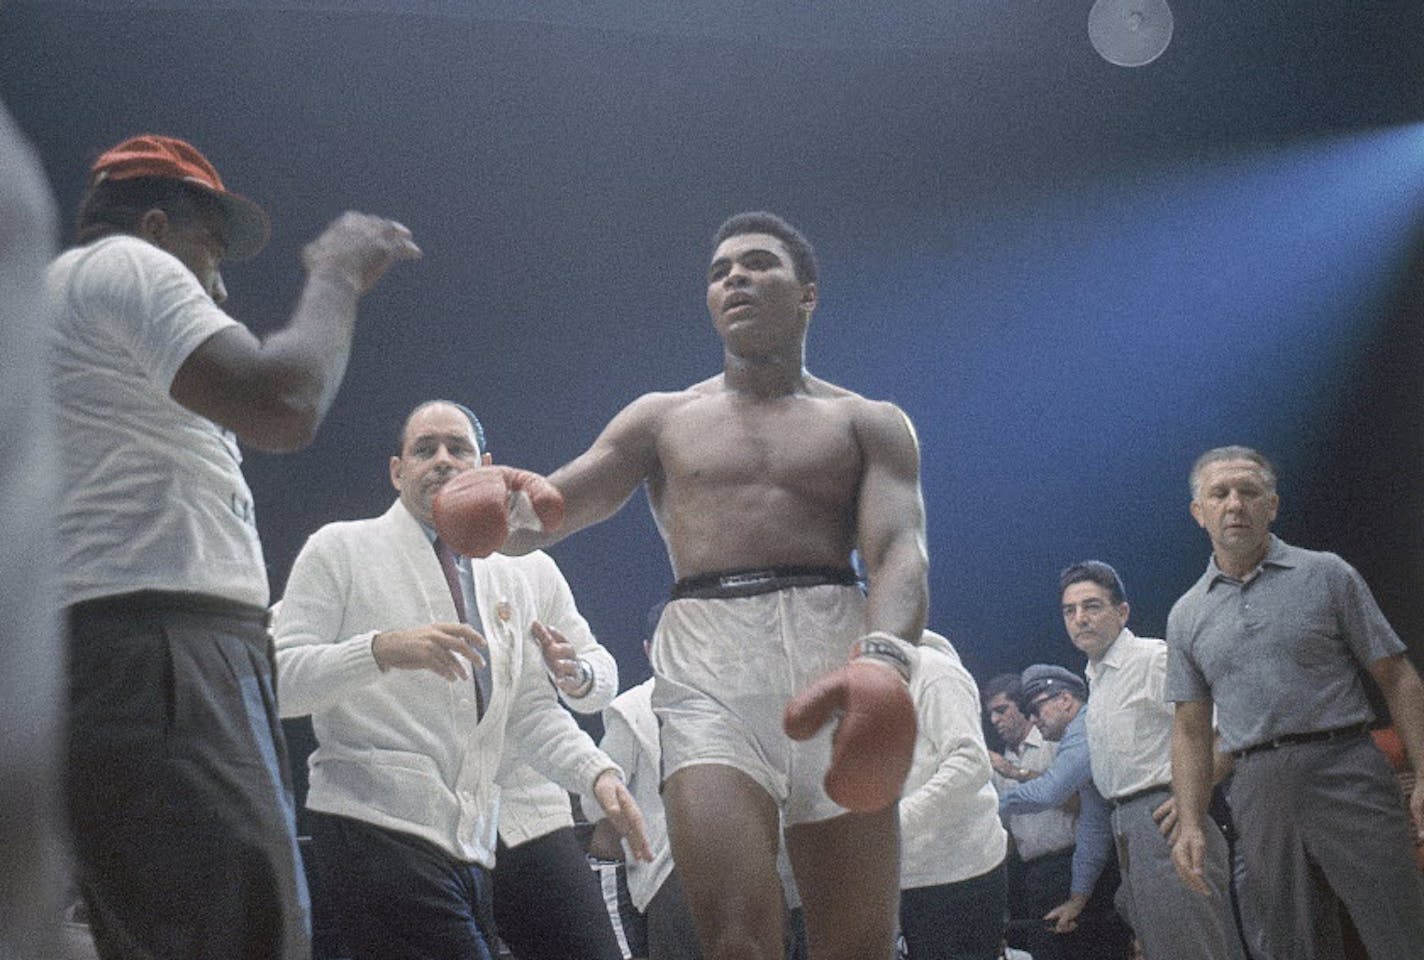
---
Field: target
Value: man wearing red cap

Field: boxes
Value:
[48,134,420,960]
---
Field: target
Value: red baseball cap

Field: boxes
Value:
[90,134,272,260]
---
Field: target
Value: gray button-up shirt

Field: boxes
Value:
[1164,535,1403,752]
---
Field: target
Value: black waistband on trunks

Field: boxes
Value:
[1230,722,1372,760]
[670,566,860,600]
[68,589,270,627]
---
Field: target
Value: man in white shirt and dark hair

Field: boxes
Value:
[50,133,420,960]
[274,399,650,960]
[1058,559,1243,960]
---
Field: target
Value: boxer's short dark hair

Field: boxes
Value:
[712,211,818,284]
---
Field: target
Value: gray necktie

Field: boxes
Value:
[433,537,490,717]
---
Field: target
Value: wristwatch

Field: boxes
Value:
[569,658,594,697]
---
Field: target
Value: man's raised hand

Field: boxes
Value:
[302,212,421,295]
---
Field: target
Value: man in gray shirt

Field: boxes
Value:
[1166,445,1424,959]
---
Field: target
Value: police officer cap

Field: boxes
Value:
[1019,664,1087,706]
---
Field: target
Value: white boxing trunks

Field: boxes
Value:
[650,576,867,826]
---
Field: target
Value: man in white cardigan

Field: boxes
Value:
[274,400,649,960]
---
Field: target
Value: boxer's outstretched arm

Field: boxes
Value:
[504,393,666,553]
[854,400,928,643]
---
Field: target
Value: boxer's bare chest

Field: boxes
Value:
[663,392,859,496]
[644,392,864,573]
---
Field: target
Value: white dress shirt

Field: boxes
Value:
[1084,629,1173,800]
[991,726,1076,861]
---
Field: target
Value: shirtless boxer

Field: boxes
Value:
[435,211,928,960]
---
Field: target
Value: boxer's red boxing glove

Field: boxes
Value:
[433,466,565,558]
[783,633,918,813]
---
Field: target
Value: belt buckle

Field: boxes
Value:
[719,570,774,589]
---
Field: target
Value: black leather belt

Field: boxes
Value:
[1230,722,1371,760]
[1110,783,1171,808]
[69,589,270,626]
[670,566,859,600]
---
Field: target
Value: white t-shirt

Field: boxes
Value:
[47,234,269,607]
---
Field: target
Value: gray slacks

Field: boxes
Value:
[1110,786,1244,960]
[1229,735,1424,960]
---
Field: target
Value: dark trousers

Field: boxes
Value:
[1009,848,1130,960]
[311,811,495,960]
[645,868,703,960]
[66,593,310,960]
[493,828,623,960]
[900,861,1007,960]
[1229,737,1424,960]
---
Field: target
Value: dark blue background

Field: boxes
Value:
[6,0,1421,705]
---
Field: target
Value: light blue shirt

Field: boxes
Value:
[998,708,1112,897]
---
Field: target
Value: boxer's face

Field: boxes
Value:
[391,403,483,524]
[706,233,816,350]
[1061,581,1127,662]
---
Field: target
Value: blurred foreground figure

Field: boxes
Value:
[0,100,62,960]
[50,133,419,959]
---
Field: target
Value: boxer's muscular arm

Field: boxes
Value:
[504,394,664,554]
[171,213,420,452]
[855,401,928,643]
